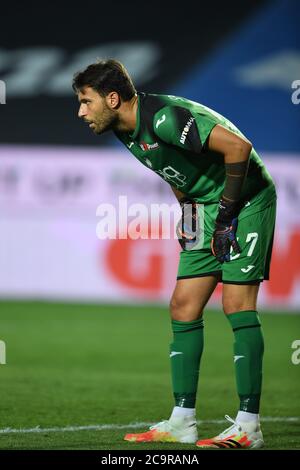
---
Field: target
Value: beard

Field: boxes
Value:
[92,107,118,135]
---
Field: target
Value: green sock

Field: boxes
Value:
[170,318,204,408]
[226,310,264,413]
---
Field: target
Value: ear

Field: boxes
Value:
[106,91,120,110]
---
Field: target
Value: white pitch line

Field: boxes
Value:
[0,417,299,435]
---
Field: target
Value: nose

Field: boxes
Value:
[78,104,87,118]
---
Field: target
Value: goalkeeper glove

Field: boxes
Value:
[176,198,199,250]
[211,198,241,263]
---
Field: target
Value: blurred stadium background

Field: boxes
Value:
[0,0,299,450]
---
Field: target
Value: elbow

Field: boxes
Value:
[240,136,252,156]
[231,139,252,162]
[244,139,252,156]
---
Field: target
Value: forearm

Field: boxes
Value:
[217,141,252,225]
[208,124,252,205]
[207,124,251,261]
[222,142,251,203]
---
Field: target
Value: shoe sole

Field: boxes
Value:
[124,434,198,444]
[196,439,265,449]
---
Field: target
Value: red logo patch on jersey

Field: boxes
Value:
[139,141,159,151]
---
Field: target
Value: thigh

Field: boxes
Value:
[170,275,219,321]
[222,283,260,315]
[222,200,276,284]
[177,249,221,280]
[177,201,222,280]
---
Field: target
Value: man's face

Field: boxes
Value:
[77,87,116,134]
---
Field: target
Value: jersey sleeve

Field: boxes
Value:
[153,105,218,153]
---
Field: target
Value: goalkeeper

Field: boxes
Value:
[73,59,276,449]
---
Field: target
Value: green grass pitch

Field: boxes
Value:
[0,301,299,450]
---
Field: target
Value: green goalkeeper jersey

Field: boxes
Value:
[114,93,276,217]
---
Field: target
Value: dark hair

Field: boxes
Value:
[72,59,136,101]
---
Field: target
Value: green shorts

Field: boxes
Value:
[177,199,276,284]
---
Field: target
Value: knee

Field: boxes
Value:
[222,298,253,315]
[169,294,202,321]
